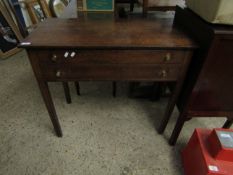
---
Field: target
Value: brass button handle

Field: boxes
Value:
[51,54,57,62]
[164,53,171,62]
[56,71,61,77]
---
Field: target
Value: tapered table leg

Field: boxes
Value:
[37,80,63,137]
[169,112,187,145]
[223,118,233,129]
[27,50,62,137]
[157,82,181,134]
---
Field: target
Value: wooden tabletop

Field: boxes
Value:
[19,14,197,49]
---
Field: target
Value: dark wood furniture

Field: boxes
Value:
[19,14,197,137]
[142,0,175,16]
[142,0,182,16]
[158,7,233,145]
[115,0,136,12]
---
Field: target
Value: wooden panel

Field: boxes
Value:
[189,37,233,112]
[175,7,233,114]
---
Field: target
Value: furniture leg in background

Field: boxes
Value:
[168,114,233,146]
[130,0,135,11]
[223,119,233,129]
[75,82,81,96]
[168,110,187,145]
[63,81,81,104]
[115,0,136,12]
[112,81,117,97]
[62,82,71,104]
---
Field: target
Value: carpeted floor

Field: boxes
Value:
[0,50,227,175]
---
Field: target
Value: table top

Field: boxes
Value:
[19,14,197,49]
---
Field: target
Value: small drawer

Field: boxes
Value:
[38,49,187,66]
[41,64,182,81]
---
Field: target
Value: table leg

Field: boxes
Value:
[223,118,233,129]
[169,111,187,145]
[142,0,148,17]
[112,81,116,97]
[27,50,62,137]
[130,0,134,11]
[37,80,63,137]
[157,82,181,134]
[75,82,81,96]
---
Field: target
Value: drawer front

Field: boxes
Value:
[41,64,182,81]
[36,49,187,81]
[38,49,187,65]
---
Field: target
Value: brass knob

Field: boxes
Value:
[56,71,61,77]
[51,54,57,62]
[164,53,171,62]
[160,70,167,77]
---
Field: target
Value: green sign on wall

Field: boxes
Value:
[83,0,114,11]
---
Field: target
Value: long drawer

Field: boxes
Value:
[38,49,187,65]
[40,64,181,81]
[36,49,186,81]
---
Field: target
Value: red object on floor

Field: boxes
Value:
[182,128,233,175]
